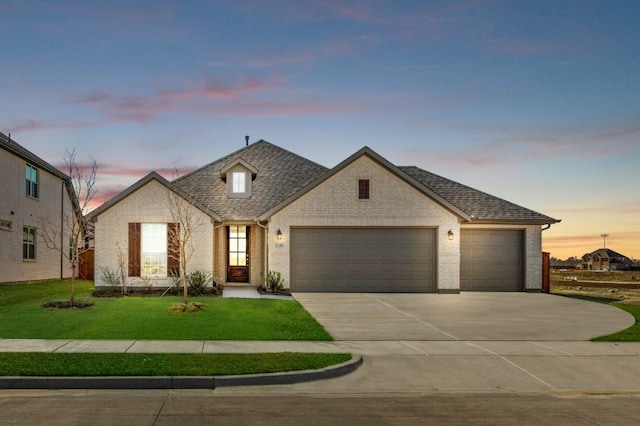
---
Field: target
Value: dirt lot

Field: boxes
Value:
[551,270,640,305]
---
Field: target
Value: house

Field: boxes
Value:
[0,132,77,283]
[582,248,632,271]
[89,140,560,293]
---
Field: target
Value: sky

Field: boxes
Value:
[1,0,639,260]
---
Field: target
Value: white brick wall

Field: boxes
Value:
[93,179,214,288]
[268,155,460,291]
[0,148,74,283]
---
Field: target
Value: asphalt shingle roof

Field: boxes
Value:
[0,131,68,180]
[399,166,558,223]
[173,140,328,221]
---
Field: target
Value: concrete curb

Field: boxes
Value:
[0,355,363,390]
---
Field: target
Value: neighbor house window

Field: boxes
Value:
[0,220,11,230]
[25,164,38,198]
[141,223,167,277]
[23,226,36,260]
[232,172,246,193]
[358,179,370,199]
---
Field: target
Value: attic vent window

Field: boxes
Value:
[232,172,246,193]
[358,179,370,200]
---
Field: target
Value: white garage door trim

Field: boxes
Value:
[290,227,436,293]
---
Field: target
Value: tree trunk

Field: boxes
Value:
[70,263,77,306]
[182,274,188,304]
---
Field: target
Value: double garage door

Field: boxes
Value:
[291,228,436,292]
[460,229,523,291]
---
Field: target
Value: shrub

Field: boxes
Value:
[188,270,212,295]
[266,270,284,293]
[100,266,120,287]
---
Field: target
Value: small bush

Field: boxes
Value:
[266,270,284,293]
[188,270,212,295]
[100,266,121,287]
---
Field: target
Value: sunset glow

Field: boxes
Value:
[2,1,638,261]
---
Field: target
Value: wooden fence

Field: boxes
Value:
[542,251,550,293]
[79,249,94,280]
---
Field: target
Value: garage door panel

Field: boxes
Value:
[461,230,523,292]
[291,228,436,292]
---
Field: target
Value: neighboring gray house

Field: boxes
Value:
[0,132,77,283]
[90,140,560,293]
[582,248,632,271]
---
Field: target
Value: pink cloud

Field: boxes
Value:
[4,118,98,133]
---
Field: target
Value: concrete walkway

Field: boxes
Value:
[1,338,640,357]
[293,292,635,341]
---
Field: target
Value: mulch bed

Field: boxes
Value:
[41,300,94,309]
[257,287,292,296]
[92,287,223,298]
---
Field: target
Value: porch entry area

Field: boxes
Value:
[227,225,250,283]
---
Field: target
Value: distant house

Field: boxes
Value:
[89,140,560,293]
[582,249,633,271]
[0,132,79,283]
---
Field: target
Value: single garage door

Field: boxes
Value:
[460,229,523,291]
[291,228,436,292]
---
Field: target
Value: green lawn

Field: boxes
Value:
[0,353,352,376]
[592,303,640,342]
[0,280,332,341]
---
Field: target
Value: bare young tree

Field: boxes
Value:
[166,172,207,306]
[40,148,97,306]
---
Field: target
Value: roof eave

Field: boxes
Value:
[462,218,562,225]
[259,146,472,221]
[87,171,223,222]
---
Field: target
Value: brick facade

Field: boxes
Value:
[269,156,461,291]
[0,147,74,283]
[93,180,214,289]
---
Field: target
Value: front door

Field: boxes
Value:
[227,225,250,282]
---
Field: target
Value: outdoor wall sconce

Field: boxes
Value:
[448,230,454,241]
[276,228,283,241]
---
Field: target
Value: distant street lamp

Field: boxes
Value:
[600,233,609,248]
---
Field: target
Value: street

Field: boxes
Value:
[1,389,639,425]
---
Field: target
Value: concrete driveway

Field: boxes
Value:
[293,292,634,341]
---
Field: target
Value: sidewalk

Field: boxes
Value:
[3,339,640,392]
[1,338,640,356]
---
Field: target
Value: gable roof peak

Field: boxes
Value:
[88,171,222,222]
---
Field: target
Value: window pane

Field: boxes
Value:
[232,172,245,193]
[142,224,167,276]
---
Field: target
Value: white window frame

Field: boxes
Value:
[25,164,38,198]
[141,223,167,277]
[23,226,36,260]
[232,171,246,194]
